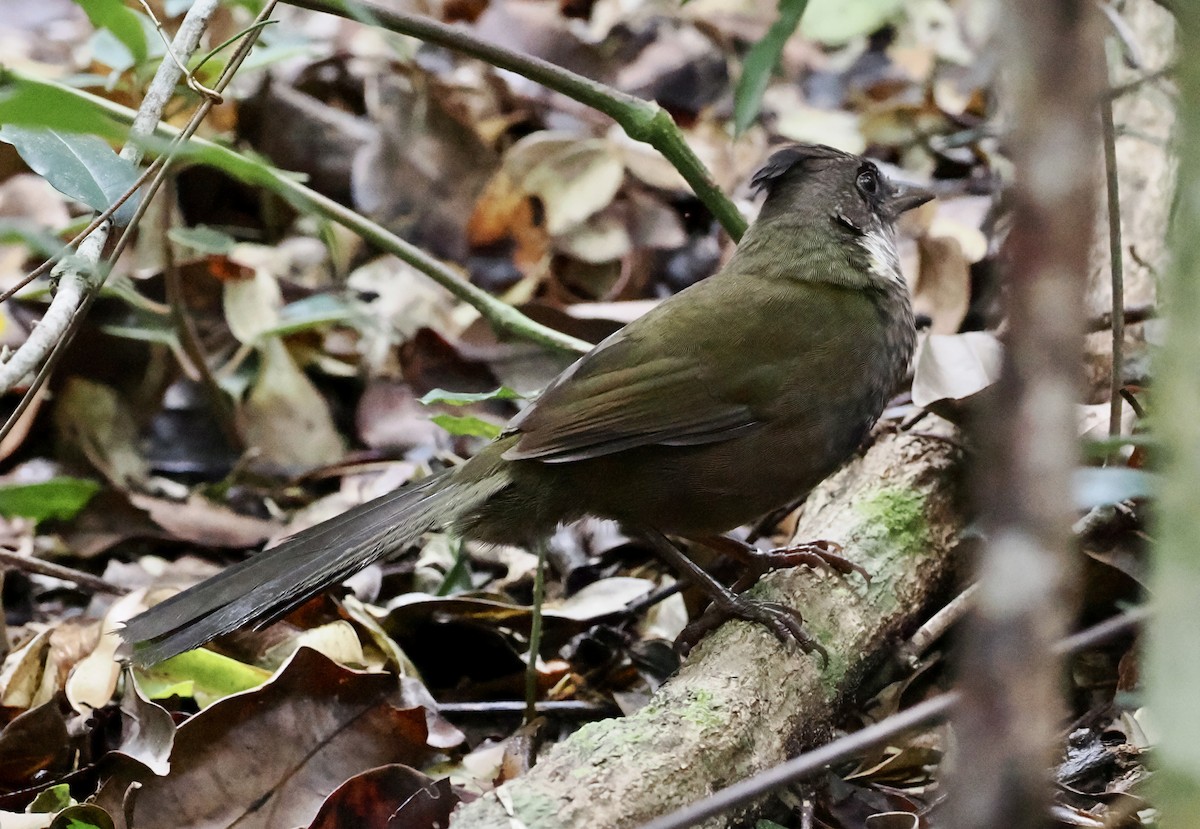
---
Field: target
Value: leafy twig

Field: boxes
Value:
[287,0,749,241]
[0,0,223,395]
[22,75,593,355]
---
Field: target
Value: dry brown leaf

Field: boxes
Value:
[0,700,70,789]
[912,234,971,334]
[305,765,458,829]
[100,648,451,829]
[128,493,279,549]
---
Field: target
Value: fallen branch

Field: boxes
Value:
[450,420,964,829]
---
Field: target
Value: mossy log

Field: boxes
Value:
[451,422,964,829]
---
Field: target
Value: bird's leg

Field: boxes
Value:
[525,538,548,724]
[637,528,827,663]
[695,534,870,589]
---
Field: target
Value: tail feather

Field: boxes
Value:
[122,469,507,664]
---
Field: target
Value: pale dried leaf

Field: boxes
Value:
[522,137,625,235]
[222,253,283,344]
[911,331,1003,408]
[238,338,346,470]
[553,576,654,620]
[555,211,631,263]
[259,621,366,671]
[912,234,971,334]
[66,591,146,714]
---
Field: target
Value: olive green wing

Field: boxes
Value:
[501,328,761,464]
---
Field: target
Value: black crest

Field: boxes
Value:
[750,144,856,195]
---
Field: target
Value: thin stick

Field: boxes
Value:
[525,539,549,723]
[0,545,127,595]
[636,607,1147,829]
[1101,88,1125,443]
[897,583,978,666]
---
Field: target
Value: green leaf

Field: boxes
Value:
[0,220,72,260]
[734,0,810,135]
[0,477,101,523]
[64,819,102,829]
[800,0,903,46]
[168,224,236,255]
[0,73,127,140]
[135,648,272,708]
[1081,434,1156,461]
[262,294,361,338]
[77,0,150,65]
[436,537,473,596]
[0,126,140,225]
[28,784,74,813]
[431,413,503,439]
[50,804,115,829]
[420,386,524,407]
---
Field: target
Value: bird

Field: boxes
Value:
[122,143,932,665]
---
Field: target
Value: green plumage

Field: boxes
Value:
[124,144,930,664]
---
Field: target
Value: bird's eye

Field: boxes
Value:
[856,168,880,196]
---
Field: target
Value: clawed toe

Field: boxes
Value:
[749,540,870,586]
[677,596,827,665]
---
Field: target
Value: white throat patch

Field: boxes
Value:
[859,228,904,287]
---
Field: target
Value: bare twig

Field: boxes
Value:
[437,700,619,718]
[0,545,127,595]
[636,608,1147,829]
[1101,83,1125,442]
[1085,301,1155,332]
[1106,63,1175,99]
[897,582,978,667]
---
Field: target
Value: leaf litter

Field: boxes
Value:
[0,0,1167,826]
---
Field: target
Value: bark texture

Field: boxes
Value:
[450,422,963,829]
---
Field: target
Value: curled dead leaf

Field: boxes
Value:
[911,331,1003,410]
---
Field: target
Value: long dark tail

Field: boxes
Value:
[122,469,508,664]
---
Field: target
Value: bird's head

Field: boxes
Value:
[747,144,933,288]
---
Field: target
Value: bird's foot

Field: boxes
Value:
[697,534,869,586]
[678,596,828,664]
[635,528,827,662]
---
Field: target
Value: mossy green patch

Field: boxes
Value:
[678,688,724,730]
[560,712,657,762]
[855,486,930,561]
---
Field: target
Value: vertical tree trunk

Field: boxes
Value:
[946,4,1102,829]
